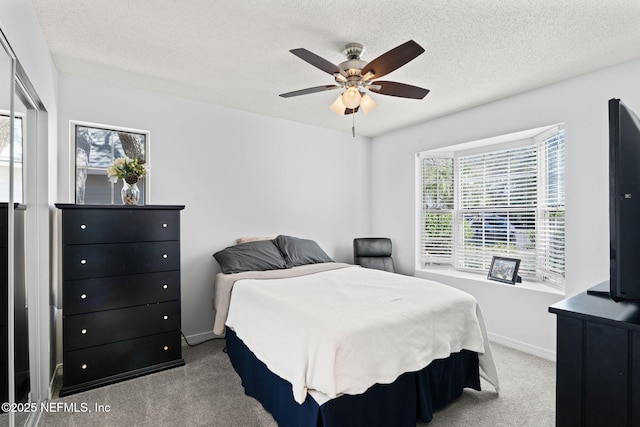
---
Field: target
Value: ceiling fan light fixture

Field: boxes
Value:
[330,95,347,115]
[342,87,362,109]
[362,71,375,81]
[334,73,347,83]
[360,93,377,114]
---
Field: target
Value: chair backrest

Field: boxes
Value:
[353,237,395,273]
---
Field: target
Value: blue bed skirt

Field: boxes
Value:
[225,327,481,427]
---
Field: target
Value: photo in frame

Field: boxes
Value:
[487,256,521,284]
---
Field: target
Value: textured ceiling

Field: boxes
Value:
[30,0,640,137]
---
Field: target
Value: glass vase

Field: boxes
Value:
[121,181,140,205]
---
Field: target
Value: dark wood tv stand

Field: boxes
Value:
[549,283,640,426]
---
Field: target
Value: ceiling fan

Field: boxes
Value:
[279,40,430,116]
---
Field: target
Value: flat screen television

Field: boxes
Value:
[607,98,640,301]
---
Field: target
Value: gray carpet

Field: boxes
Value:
[38,339,555,427]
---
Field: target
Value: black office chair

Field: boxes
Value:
[353,238,395,273]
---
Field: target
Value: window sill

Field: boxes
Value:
[415,266,565,296]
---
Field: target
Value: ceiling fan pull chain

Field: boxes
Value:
[352,111,356,137]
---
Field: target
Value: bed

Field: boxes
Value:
[213,236,499,427]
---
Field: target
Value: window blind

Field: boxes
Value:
[456,145,538,276]
[420,157,454,265]
[419,128,565,288]
[537,130,565,285]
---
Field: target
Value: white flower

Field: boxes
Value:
[105,156,148,183]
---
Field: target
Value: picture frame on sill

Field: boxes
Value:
[487,256,521,285]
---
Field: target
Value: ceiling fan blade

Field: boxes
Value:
[369,81,430,99]
[290,48,348,77]
[279,85,341,98]
[361,40,425,80]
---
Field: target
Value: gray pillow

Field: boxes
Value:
[274,235,333,267]
[213,240,287,274]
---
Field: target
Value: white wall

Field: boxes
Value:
[371,59,640,358]
[57,73,372,347]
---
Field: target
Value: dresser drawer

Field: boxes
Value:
[63,271,180,315]
[62,209,180,244]
[63,331,182,387]
[0,248,6,287]
[0,325,6,365]
[64,301,181,351]
[63,241,180,280]
[0,208,6,248]
[0,286,6,327]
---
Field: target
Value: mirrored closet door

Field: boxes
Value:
[0,32,32,427]
[12,83,30,421]
[0,35,15,426]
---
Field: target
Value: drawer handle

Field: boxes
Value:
[81,364,87,370]
[162,223,168,228]
[80,224,87,230]
[81,329,87,335]
[80,259,87,265]
[163,346,169,351]
[162,254,168,259]
[81,294,87,299]
[163,315,169,320]
[162,284,168,289]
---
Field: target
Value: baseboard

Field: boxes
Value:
[28,363,63,426]
[24,410,40,427]
[49,363,63,399]
[181,330,223,346]
[487,332,556,362]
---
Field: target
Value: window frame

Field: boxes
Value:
[70,120,151,205]
[416,125,565,290]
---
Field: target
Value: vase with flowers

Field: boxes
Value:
[107,157,148,205]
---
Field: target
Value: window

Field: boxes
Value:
[419,157,454,263]
[74,122,149,204]
[418,126,565,288]
[0,112,23,203]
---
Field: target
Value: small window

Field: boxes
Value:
[74,122,149,204]
[420,158,454,264]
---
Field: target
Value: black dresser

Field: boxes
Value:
[549,284,640,427]
[56,204,185,396]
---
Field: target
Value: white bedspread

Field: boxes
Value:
[225,266,499,404]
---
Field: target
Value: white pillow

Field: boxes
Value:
[235,236,273,245]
